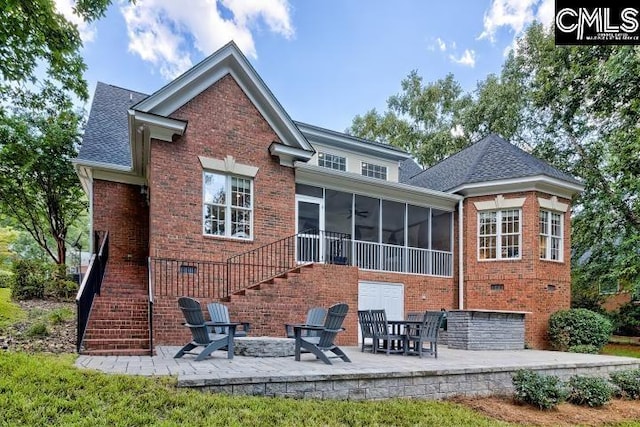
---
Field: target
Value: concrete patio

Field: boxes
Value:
[75,345,640,400]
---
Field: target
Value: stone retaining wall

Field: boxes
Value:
[447,310,526,350]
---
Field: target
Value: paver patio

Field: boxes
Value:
[75,345,640,400]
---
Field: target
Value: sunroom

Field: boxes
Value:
[294,163,462,277]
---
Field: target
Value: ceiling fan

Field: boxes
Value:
[348,209,369,218]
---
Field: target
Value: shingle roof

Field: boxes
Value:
[407,134,582,192]
[399,158,423,183]
[77,82,149,168]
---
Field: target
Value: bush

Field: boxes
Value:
[0,270,14,288]
[26,321,49,338]
[44,278,78,301]
[548,309,613,352]
[566,375,614,407]
[611,302,640,336]
[567,344,599,354]
[512,369,568,409]
[48,308,74,325]
[11,259,48,300]
[610,369,640,399]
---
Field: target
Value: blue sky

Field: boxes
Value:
[58,0,554,132]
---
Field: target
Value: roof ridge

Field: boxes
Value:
[97,81,149,97]
[463,134,498,184]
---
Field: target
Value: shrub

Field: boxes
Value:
[26,321,49,338]
[566,375,614,407]
[44,278,78,301]
[610,369,640,399]
[512,369,568,409]
[548,309,613,352]
[11,259,48,300]
[48,308,74,325]
[611,302,640,336]
[567,344,599,354]
[0,270,14,288]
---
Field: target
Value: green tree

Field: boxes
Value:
[0,86,87,265]
[0,0,120,100]
[0,226,19,273]
[350,72,473,167]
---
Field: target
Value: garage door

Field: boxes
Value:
[358,282,404,342]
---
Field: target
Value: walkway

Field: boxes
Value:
[75,346,640,400]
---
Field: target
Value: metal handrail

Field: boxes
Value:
[147,256,154,356]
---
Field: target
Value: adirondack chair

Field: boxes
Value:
[285,306,327,338]
[294,302,351,365]
[174,297,237,361]
[357,310,375,352]
[370,309,405,355]
[206,302,251,337]
[404,311,445,358]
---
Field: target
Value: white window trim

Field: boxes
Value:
[538,196,568,213]
[202,171,254,241]
[474,195,526,211]
[318,152,346,171]
[539,210,564,262]
[477,209,522,261]
[361,161,387,180]
[199,155,259,177]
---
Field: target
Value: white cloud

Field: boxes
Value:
[436,37,447,51]
[120,0,294,80]
[449,49,476,67]
[478,0,554,43]
[54,0,97,42]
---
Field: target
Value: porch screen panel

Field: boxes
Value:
[354,195,380,270]
[325,190,352,235]
[382,200,405,246]
[407,205,430,249]
[431,209,452,251]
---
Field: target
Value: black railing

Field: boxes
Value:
[226,229,351,297]
[147,257,154,356]
[75,231,109,352]
[150,258,227,298]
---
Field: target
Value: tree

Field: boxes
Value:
[350,72,473,167]
[0,0,117,100]
[0,86,87,265]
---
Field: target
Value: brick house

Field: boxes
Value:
[74,42,583,355]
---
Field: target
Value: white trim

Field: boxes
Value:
[450,175,584,199]
[297,122,411,161]
[269,143,314,167]
[538,196,569,212]
[132,42,313,153]
[199,155,259,177]
[202,171,254,240]
[477,209,522,261]
[295,162,461,212]
[474,195,526,211]
[72,159,131,172]
[539,210,564,262]
[458,199,464,310]
[92,170,147,186]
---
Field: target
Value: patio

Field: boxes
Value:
[75,345,640,400]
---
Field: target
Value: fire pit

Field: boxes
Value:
[233,337,295,357]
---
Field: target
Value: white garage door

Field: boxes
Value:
[358,282,404,342]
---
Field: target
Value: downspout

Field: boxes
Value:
[458,198,464,309]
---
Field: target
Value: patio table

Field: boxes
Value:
[386,320,424,353]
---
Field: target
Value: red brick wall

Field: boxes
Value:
[92,180,149,292]
[147,74,295,262]
[463,192,572,348]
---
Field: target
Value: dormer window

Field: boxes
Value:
[318,152,346,171]
[361,162,387,180]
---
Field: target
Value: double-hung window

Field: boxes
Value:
[478,209,521,260]
[203,171,252,239]
[540,210,563,261]
[318,152,346,171]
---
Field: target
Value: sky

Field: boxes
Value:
[56,0,555,133]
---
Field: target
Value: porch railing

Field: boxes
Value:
[150,258,227,298]
[75,231,109,352]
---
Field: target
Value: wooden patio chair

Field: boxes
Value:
[206,302,251,337]
[285,306,327,338]
[294,302,351,365]
[357,310,375,352]
[370,309,405,355]
[174,297,237,361]
[405,311,445,358]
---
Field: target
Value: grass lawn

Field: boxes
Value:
[0,287,24,327]
[0,352,511,427]
[602,343,640,358]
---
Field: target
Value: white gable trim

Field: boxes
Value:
[450,175,584,199]
[474,195,526,211]
[132,41,313,153]
[538,196,569,212]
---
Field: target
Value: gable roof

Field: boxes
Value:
[399,158,423,183]
[408,134,583,194]
[77,82,148,168]
[132,41,313,153]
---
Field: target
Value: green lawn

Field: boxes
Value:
[0,287,24,327]
[602,343,640,358]
[0,352,512,427]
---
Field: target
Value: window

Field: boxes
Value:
[361,162,387,180]
[318,152,346,171]
[540,210,563,261]
[203,171,252,239]
[478,209,521,260]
